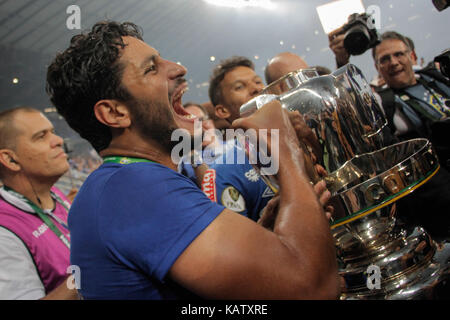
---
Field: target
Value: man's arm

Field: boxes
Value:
[328,27,350,68]
[40,279,79,300]
[169,101,340,299]
[0,228,46,299]
[0,228,78,300]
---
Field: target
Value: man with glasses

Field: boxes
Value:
[373,32,450,140]
[183,102,221,152]
[329,30,450,241]
[330,30,450,141]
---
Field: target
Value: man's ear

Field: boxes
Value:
[94,100,132,128]
[410,50,418,65]
[215,104,231,120]
[0,149,20,172]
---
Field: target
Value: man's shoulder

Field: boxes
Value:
[91,162,187,184]
[81,162,199,202]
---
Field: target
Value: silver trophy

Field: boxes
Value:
[240,64,450,299]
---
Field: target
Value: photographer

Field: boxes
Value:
[329,29,449,142]
[329,28,450,240]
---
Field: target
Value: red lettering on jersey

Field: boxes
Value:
[201,169,217,202]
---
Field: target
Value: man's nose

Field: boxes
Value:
[168,60,187,80]
[249,82,263,97]
[51,133,64,148]
[389,54,401,66]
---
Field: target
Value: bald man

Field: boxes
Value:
[0,107,78,300]
[264,52,309,85]
[264,52,323,164]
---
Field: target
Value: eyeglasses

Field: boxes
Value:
[377,50,410,66]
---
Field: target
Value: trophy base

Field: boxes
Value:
[338,224,450,299]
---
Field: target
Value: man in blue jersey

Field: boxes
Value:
[46,21,339,300]
[204,56,327,222]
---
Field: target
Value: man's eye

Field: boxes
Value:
[145,65,156,74]
[380,56,389,64]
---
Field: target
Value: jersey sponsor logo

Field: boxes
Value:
[262,187,275,198]
[221,186,246,212]
[245,168,259,182]
[201,169,217,202]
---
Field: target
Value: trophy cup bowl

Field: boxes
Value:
[239,64,450,299]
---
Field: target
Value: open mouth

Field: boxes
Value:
[170,82,196,122]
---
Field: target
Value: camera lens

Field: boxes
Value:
[434,49,450,78]
[344,24,371,55]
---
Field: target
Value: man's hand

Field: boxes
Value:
[259,178,334,230]
[257,195,279,230]
[40,276,79,300]
[232,100,302,168]
[66,188,78,202]
[328,27,350,68]
[313,180,334,221]
[288,110,312,141]
[287,110,323,164]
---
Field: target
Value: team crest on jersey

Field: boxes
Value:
[221,186,246,212]
[201,169,217,202]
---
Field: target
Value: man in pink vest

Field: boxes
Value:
[0,107,78,299]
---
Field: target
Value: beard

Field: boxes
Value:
[127,97,179,154]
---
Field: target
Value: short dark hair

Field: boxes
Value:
[208,56,254,106]
[46,21,143,152]
[371,31,412,60]
[0,107,38,150]
[405,36,415,51]
[0,107,39,178]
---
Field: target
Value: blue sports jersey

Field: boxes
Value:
[201,141,274,222]
[69,162,224,299]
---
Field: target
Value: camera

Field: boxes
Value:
[342,13,380,56]
[434,48,450,79]
[432,0,450,11]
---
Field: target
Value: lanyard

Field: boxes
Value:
[2,186,71,249]
[102,156,156,165]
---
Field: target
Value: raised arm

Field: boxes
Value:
[328,26,350,68]
[169,100,340,299]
